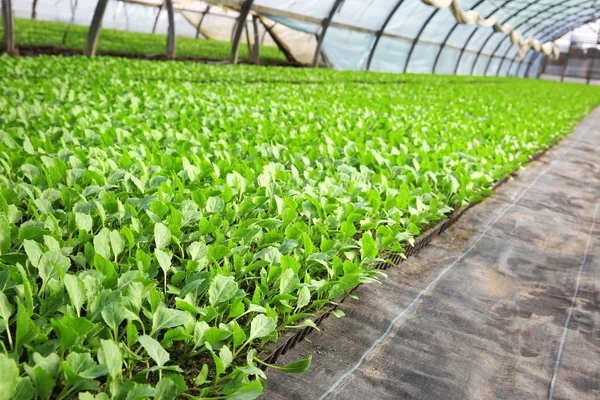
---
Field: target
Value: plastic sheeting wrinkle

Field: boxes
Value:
[318,127,590,400]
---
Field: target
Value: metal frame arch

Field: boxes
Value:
[312,0,345,68]
[489,0,590,75]
[519,12,599,75]
[431,0,486,74]
[469,0,542,75]
[453,0,518,75]
[404,8,440,73]
[366,0,407,71]
[230,0,255,64]
[495,0,595,75]
[509,7,599,76]
[522,14,600,77]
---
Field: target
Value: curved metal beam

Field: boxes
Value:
[404,8,439,73]
[230,0,255,64]
[453,0,518,75]
[432,0,485,74]
[366,0,407,71]
[312,0,344,68]
[484,0,590,76]
[522,14,600,78]
[509,8,599,76]
[1,0,15,55]
[496,0,595,76]
[165,0,175,59]
[84,0,109,56]
[470,0,543,76]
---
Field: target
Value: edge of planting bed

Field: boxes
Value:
[256,137,561,370]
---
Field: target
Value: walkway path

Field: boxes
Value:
[262,108,600,400]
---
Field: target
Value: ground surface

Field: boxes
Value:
[263,108,600,400]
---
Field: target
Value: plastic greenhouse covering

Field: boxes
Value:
[12,0,600,76]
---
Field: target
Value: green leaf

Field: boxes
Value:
[279,268,299,295]
[0,214,10,255]
[75,213,93,233]
[154,222,170,249]
[249,314,276,341]
[38,251,70,285]
[23,239,43,268]
[93,228,111,260]
[0,291,14,321]
[332,309,346,318]
[0,353,21,400]
[155,249,171,274]
[100,339,122,379]
[295,286,311,310]
[138,335,169,367]
[208,244,230,261]
[208,275,238,306]
[228,380,264,400]
[361,232,378,260]
[64,274,87,317]
[154,377,178,400]
[205,197,224,213]
[151,304,189,336]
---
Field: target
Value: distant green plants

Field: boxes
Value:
[0,17,287,62]
[0,55,599,399]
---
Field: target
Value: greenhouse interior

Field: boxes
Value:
[1,0,600,399]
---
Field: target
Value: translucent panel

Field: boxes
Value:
[254,0,336,20]
[267,15,321,35]
[485,57,502,76]
[385,1,435,39]
[528,54,543,78]
[445,24,478,48]
[369,36,413,73]
[322,28,375,70]
[332,0,397,31]
[472,54,489,75]
[507,61,520,76]
[434,47,461,74]
[406,43,440,73]
[456,51,477,75]
[497,57,512,76]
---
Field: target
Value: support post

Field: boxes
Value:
[252,15,260,65]
[31,0,38,19]
[587,27,600,84]
[85,0,109,56]
[165,0,175,59]
[196,5,210,39]
[560,36,573,82]
[230,0,254,64]
[1,0,16,55]
[312,0,344,68]
[152,3,163,34]
[538,54,548,78]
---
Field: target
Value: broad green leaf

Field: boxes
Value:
[154,377,178,400]
[154,223,170,249]
[138,335,169,367]
[100,339,122,379]
[64,274,87,317]
[155,249,171,274]
[361,232,378,260]
[249,315,276,341]
[279,268,299,295]
[151,304,188,336]
[208,275,238,306]
[93,228,111,260]
[75,213,93,233]
[0,353,20,400]
[0,291,14,321]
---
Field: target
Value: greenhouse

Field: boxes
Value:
[1,0,600,399]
